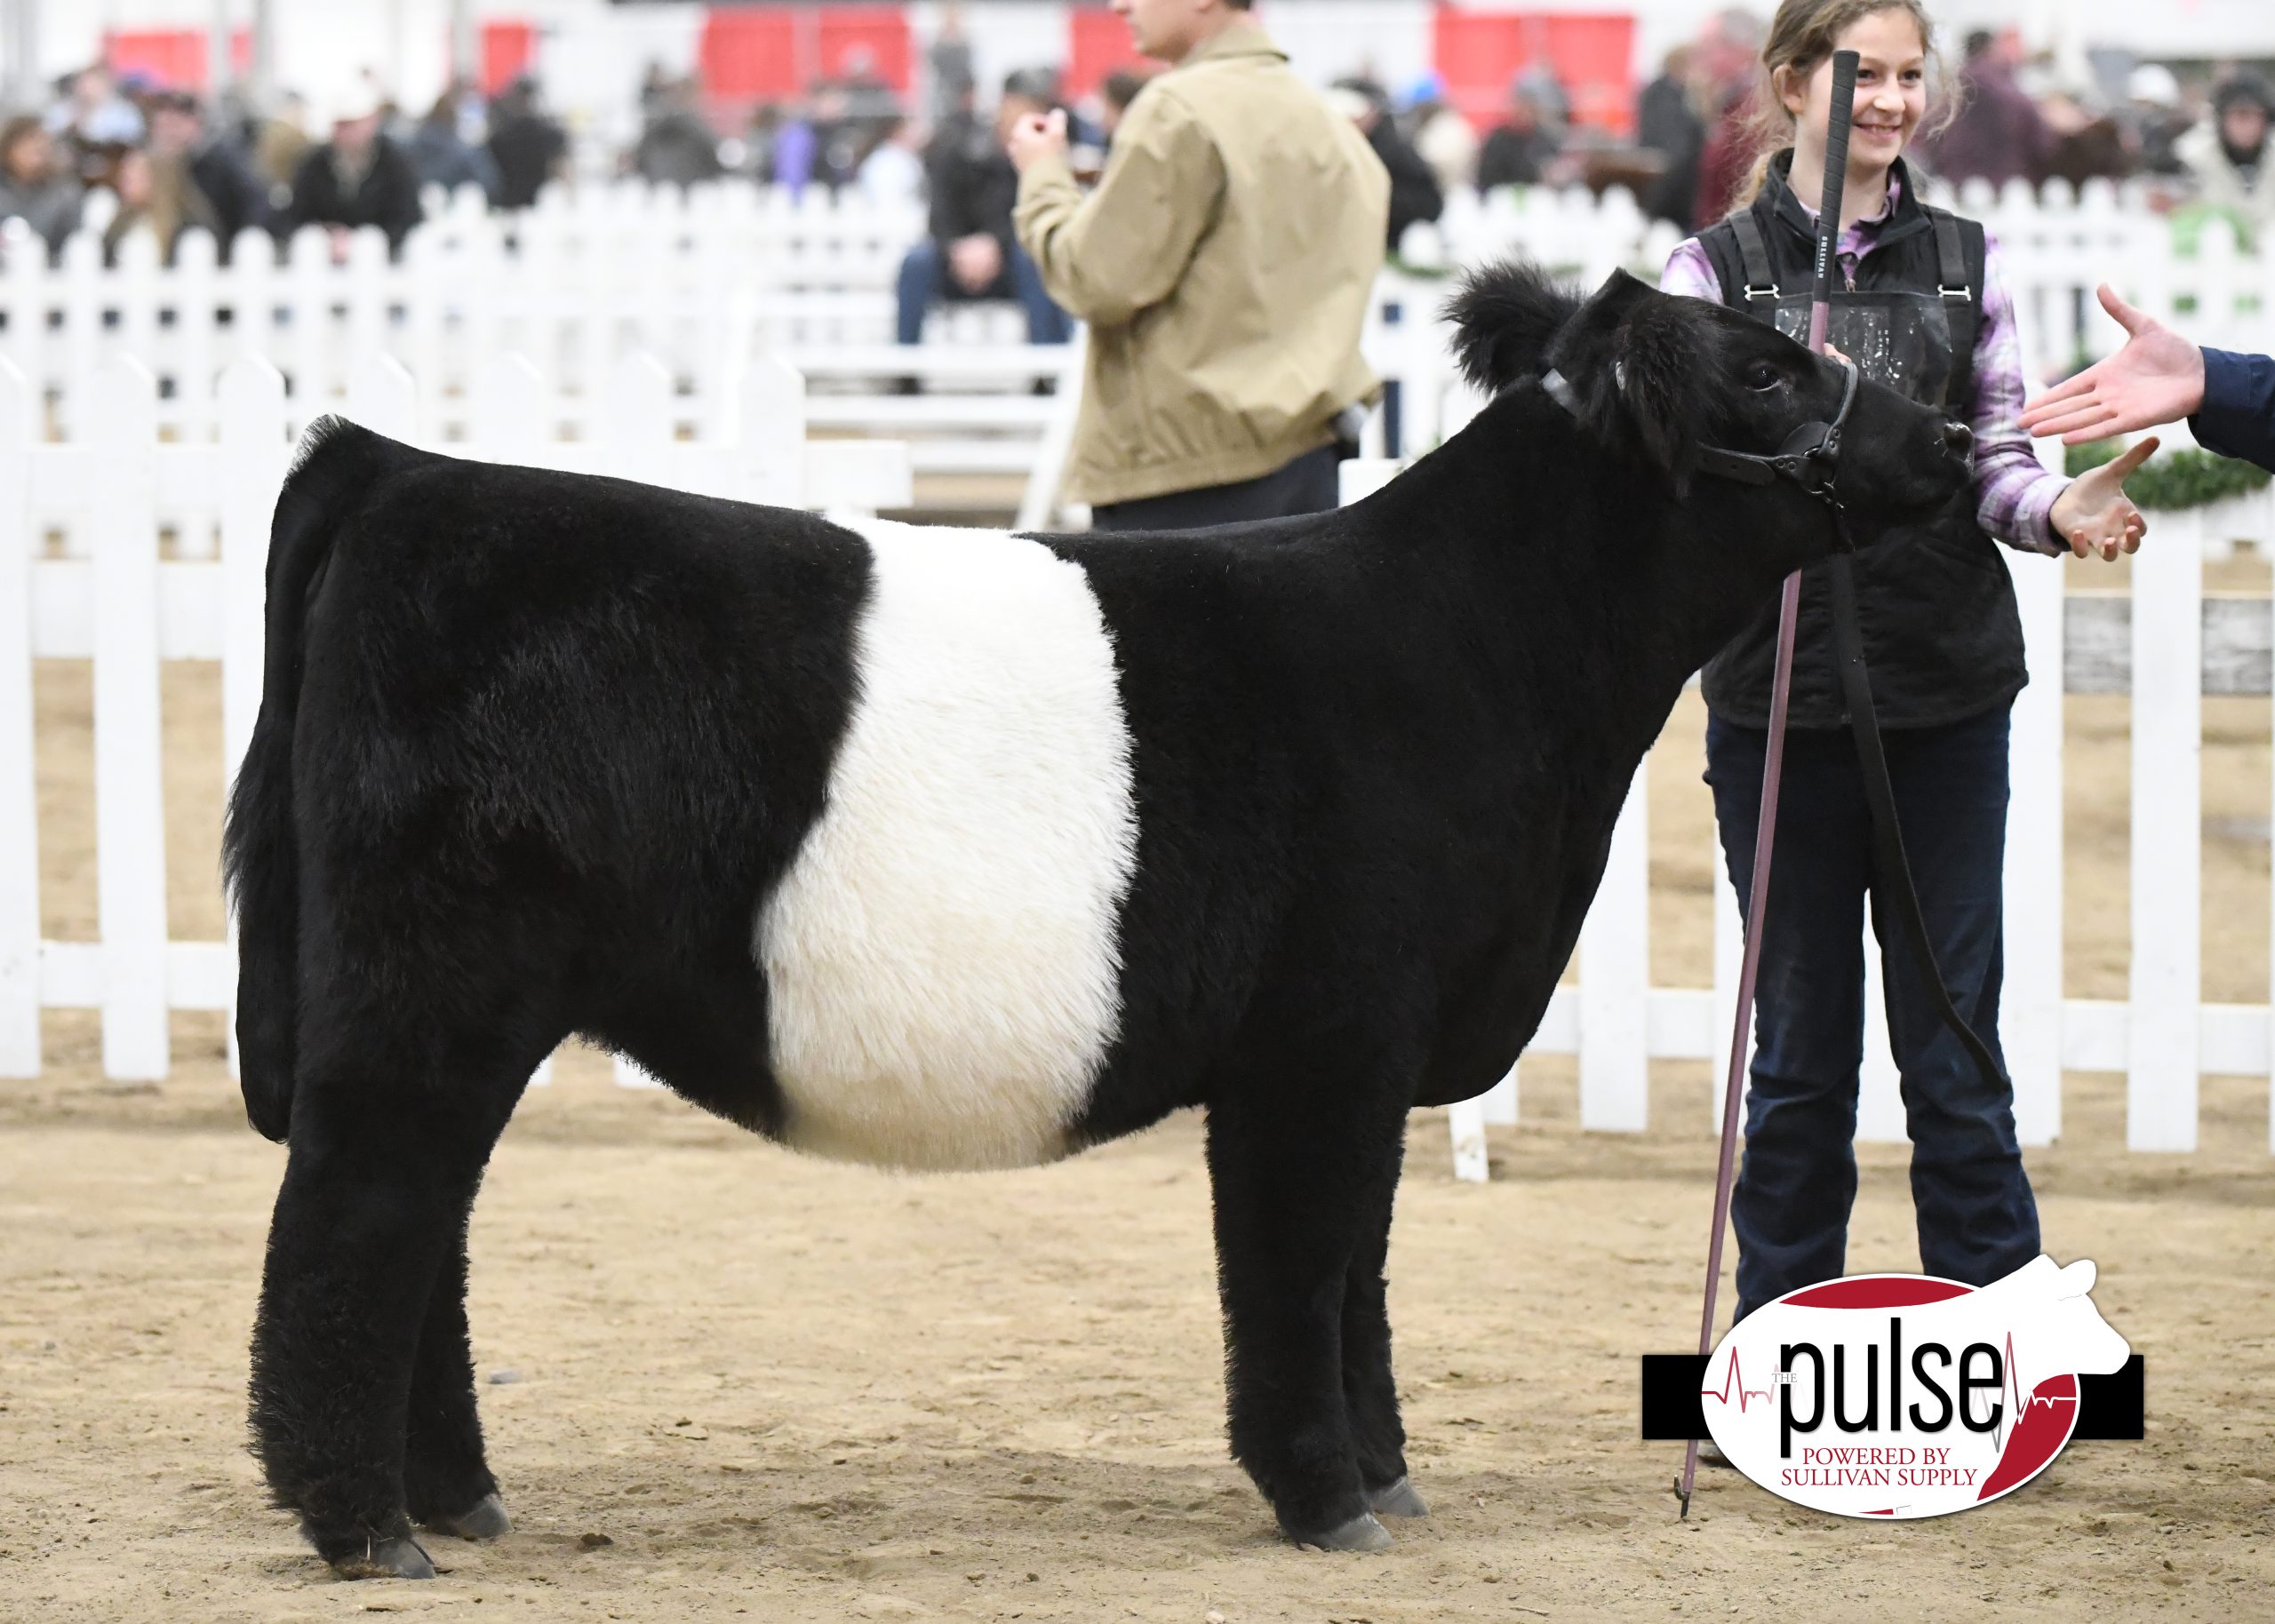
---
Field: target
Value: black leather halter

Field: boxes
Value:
[1539,351,2008,1109]
[1539,355,1861,506]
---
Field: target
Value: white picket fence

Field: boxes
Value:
[10,178,2275,1168]
[0,346,910,1095]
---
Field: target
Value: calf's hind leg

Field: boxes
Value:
[250,1009,540,1578]
[403,1214,511,1541]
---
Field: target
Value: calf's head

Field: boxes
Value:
[1446,263,1972,541]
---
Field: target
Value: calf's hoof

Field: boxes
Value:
[426,1492,513,1541]
[1368,1476,1429,1519]
[331,1534,436,1580]
[1295,1510,1394,1553]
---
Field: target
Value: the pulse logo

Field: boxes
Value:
[1701,1257,2130,1518]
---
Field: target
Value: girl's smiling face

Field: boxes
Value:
[1782,7,1929,177]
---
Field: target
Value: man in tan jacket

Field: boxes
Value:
[1008,0,1389,529]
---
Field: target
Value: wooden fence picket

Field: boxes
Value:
[1578,767,1650,1131]
[89,358,171,1080]
[2130,510,2203,1150]
[219,356,289,1082]
[0,359,37,1076]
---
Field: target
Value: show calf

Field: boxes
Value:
[224,266,1974,1576]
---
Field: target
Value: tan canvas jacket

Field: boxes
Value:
[1014,26,1389,506]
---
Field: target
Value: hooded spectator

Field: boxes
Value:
[0,115,84,260]
[2178,74,2275,241]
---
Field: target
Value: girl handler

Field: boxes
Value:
[1660,0,2152,1323]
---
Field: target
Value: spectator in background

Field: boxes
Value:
[767,99,821,195]
[487,76,569,210]
[854,115,926,206]
[895,73,1071,352]
[1476,79,1560,191]
[0,116,84,261]
[1692,7,1769,226]
[1637,44,1705,225]
[1011,0,1387,529]
[404,82,501,203]
[1918,28,2056,189]
[145,92,272,259]
[1099,69,1150,146]
[635,77,725,187]
[280,82,424,256]
[1401,70,1479,193]
[252,92,314,203]
[927,2,978,123]
[99,146,178,264]
[2178,74,2275,243]
[1330,78,1441,251]
[45,64,145,155]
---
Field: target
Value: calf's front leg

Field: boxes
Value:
[1204,1088,1409,1551]
[1340,1133,1426,1520]
[403,1212,511,1542]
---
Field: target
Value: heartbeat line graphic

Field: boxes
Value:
[1701,1348,1775,1414]
[1993,1331,2075,1453]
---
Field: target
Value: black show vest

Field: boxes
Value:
[1696,154,2032,730]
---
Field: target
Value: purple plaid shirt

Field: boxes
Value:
[1660,178,2069,554]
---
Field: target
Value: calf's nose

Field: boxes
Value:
[1942,421,1975,459]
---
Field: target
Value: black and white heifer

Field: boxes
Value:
[225,267,1971,1576]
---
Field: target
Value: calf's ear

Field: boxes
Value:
[1442,259,1586,393]
[1547,269,1719,492]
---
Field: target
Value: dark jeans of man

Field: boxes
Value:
[1704,702,2040,1322]
[894,239,1070,345]
[1088,443,1342,532]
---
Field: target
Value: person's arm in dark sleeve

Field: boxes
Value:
[2191,348,2275,473]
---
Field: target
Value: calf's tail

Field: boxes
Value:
[221,416,387,1142]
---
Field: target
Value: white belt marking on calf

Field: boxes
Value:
[755,518,1138,1170]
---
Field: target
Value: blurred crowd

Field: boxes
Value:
[0,60,570,267]
[5,11,2275,283]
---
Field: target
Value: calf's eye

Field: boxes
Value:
[1745,361,1782,392]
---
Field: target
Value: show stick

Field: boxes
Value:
[1678,47,1859,1520]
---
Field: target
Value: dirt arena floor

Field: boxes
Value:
[6,605,2275,1621]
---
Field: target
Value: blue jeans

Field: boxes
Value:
[895,239,1070,345]
[1705,703,2040,1319]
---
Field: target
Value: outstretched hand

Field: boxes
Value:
[2021,285,2206,444]
[2048,434,2157,561]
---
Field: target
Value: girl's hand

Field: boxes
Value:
[2048,435,2157,561]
